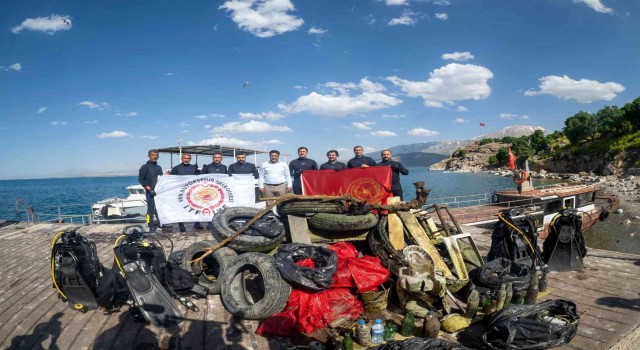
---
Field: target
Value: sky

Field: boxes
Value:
[1,0,638,180]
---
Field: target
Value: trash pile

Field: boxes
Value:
[50,185,583,349]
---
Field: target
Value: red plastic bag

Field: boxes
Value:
[257,242,389,335]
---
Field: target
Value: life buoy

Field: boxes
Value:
[513,170,529,185]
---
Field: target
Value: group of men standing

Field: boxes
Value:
[138,146,408,232]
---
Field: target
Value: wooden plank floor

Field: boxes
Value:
[0,222,639,349]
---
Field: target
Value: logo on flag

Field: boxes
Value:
[182,180,229,215]
[347,177,387,203]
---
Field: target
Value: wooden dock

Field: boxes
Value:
[0,222,639,349]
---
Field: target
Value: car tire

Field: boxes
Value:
[308,212,378,232]
[220,252,292,320]
[180,240,237,294]
[210,207,285,252]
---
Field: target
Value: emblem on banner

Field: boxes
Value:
[347,177,386,203]
[185,183,226,215]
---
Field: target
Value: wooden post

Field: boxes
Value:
[386,197,405,250]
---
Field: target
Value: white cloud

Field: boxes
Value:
[442,51,474,61]
[127,112,138,117]
[364,14,376,25]
[11,15,72,34]
[180,121,190,127]
[388,10,417,26]
[435,13,448,20]
[79,101,109,110]
[453,118,467,123]
[387,63,493,108]
[262,139,283,144]
[239,111,284,120]
[352,122,375,130]
[308,27,327,35]
[198,136,255,148]
[139,135,159,139]
[279,78,402,117]
[382,114,406,118]
[1,63,22,72]
[98,130,131,138]
[433,0,451,5]
[37,106,47,114]
[499,113,529,120]
[51,121,67,126]
[84,120,99,124]
[385,0,408,5]
[371,130,397,137]
[294,85,306,90]
[211,113,226,118]
[573,0,613,14]
[408,128,440,137]
[214,120,292,133]
[524,75,624,103]
[456,106,468,112]
[194,115,208,119]
[219,0,304,38]
[164,72,174,76]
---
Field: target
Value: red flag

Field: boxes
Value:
[480,122,486,126]
[302,167,392,204]
[508,147,516,171]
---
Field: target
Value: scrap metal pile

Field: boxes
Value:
[50,182,583,349]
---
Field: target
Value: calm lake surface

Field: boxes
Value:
[1,168,637,254]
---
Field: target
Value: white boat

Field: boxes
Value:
[92,184,147,223]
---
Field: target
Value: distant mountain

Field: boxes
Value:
[368,125,547,158]
[366,152,447,167]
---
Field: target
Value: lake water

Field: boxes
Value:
[1,168,637,254]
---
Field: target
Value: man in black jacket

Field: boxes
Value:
[347,145,376,168]
[202,151,227,175]
[375,149,409,200]
[138,149,164,233]
[289,146,318,194]
[319,150,347,170]
[227,152,259,178]
[170,153,202,232]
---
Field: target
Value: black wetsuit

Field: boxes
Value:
[138,160,163,230]
[170,163,200,175]
[228,161,259,179]
[289,157,318,194]
[170,163,200,230]
[375,159,409,200]
[202,163,227,174]
[347,156,376,168]
[319,161,347,171]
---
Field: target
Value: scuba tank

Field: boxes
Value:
[543,209,587,271]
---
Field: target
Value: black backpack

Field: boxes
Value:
[488,209,543,267]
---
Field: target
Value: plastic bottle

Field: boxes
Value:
[514,293,525,305]
[465,289,479,318]
[371,319,385,344]
[496,283,507,310]
[524,273,539,305]
[356,319,372,346]
[423,310,440,338]
[343,332,353,350]
[504,282,513,307]
[400,310,415,336]
[383,320,397,341]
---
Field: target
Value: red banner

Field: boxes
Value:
[302,167,392,204]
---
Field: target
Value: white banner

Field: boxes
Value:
[155,174,256,223]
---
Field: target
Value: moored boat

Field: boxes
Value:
[427,181,619,238]
[91,184,147,223]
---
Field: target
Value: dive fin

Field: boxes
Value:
[122,261,184,327]
[58,256,98,311]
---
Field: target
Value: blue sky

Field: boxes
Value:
[1,0,638,180]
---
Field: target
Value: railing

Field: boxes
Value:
[424,195,543,224]
[15,200,94,224]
